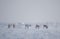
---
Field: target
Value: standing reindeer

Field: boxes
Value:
[8,24,11,28]
[35,24,40,29]
[25,24,31,29]
[13,24,15,28]
[43,25,48,29]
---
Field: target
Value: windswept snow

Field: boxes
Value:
[0,22,60,39]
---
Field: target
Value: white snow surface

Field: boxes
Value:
[0,22,60,39]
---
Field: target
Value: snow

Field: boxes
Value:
[0,22,60,39]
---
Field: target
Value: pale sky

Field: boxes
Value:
[0,0,60,23]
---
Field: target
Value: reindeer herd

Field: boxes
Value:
[8,23,48,29]
[8,24,15,28]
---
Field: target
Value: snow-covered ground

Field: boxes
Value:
[0,22,60,39]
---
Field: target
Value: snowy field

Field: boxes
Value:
[0,22,60,39]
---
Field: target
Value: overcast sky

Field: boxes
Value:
[0,0,60,23]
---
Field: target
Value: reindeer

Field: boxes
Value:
[8,24,12,28]
[35,24,40,29]
[13,24,15,28]
[8,24,11,28]
[43,25,48,29]
[25,24,31,29]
